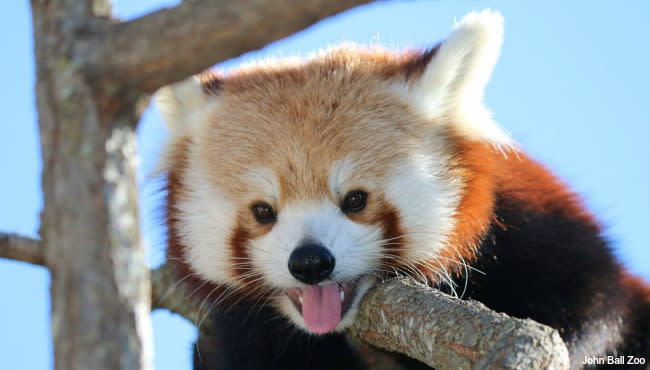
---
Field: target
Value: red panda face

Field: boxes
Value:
[168,74,462,333]
[157,10,509,334]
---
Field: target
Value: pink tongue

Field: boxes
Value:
[301,283,342,334]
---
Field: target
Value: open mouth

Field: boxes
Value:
[285,277,363,334]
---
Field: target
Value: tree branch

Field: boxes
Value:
[0,232,44,266]
[0,237,212,332]
[151,262,214,332]
[349,277,570,370]
[0,234,569,369]
[82,0,371,93]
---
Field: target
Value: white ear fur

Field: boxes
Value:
[154,76,216,138]
[409,10,511,145]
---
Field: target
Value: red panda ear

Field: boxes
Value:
[402,10,511,145]
[411,10,503,112]
[154,72,222,138]
[198,71,224,96]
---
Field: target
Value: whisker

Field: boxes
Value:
[155,272,196,307]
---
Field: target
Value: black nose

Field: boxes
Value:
[288,243,336,284]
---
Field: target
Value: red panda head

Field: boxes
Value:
[156,10,510,334]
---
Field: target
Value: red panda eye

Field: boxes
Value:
[341,190,368,213]
[251,202,276,224]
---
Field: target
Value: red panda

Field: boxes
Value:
[155,10,650,370]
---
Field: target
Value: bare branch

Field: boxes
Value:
[0,232,45,266]
[349,277,570,370]
[151,263,213,332]
[0,234,209,332]
[0,234,205,328]
[83,0,371,93]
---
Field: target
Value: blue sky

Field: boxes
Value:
[1,1,648,369]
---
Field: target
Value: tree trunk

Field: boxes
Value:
[31,1,152,369]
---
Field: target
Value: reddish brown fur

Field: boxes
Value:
[434,131,602,276]
[229,225,252,283]
[495,153,600,230]
[372,201,406,268]
[621,274,650,304]
[166,138,189,271]
[440,135,498,273]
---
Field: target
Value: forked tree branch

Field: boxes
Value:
[0,233,570,369]
[83,0,371,93]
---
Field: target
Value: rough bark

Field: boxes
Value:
[349,277,570,370]
[31,0,151,369]
[82,0,372,93]
[151,262,214,332]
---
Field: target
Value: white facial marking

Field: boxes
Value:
[177,151,239,285]
[250,200,382,289]
[385,150,461,263]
